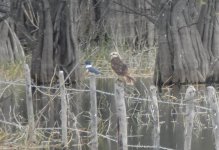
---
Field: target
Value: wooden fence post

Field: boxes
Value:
[24,64,35,142]
[149,85,160,150]
[114,81,127,150]
[59,71,68,147]
[89,75,98,150]
[207,86,219,150]
[184,86,196,150]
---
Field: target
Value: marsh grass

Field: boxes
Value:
[83,45,157,78]
[0,61,25,80]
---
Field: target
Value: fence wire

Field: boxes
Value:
[0,79,216,149]
[0,79,212,111]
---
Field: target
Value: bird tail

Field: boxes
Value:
[125,75,135,85]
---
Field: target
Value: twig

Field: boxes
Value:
[0,119,23,130]
[112,1,157,23]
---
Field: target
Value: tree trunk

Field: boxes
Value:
[146,0,155,48]
[0,1,25,129]
[203,1,219,82]
[0,0,24,63]
[17,0,81,128]
[0,18,25,63]
[108,0,156,49]
[78,0,156,49]
[30,0,80,84]
[154,3,173,86]
[154,0,211,86]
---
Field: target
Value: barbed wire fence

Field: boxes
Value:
[0,66,217,149]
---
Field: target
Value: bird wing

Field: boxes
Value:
[88,67,100,75]
[111,57,128,76]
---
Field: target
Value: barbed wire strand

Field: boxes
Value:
[128,144,175,150]
[0,80,212,111]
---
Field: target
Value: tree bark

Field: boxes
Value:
[59,71,68,147]
[24,64,36,143]
[149,86,160,150]
[154,0,211,86]
[0,0,24,64]
[12,0,81,128]
[207,86,219,150]
[114,81,128,150]
[204,1,219,82]
[154,4,172,86]
[89,76,98,150]
[30,0,80,84]
[184,86,196,150]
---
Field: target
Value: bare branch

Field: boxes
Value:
[112,1,157,24]
[0,119,23,130]
[145,0,156,9]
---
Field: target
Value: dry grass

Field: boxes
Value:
[0,128,64,149]
[0,61,25,80]
[83,46,157,78]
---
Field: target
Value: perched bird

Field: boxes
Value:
[110,52,135,85]
[84,60,101,75]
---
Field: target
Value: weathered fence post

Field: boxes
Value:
[59,71,68,147]
[149,85,160,150]
[89,75,98,150]
[184,86,196,150]
[114,81,127,150]
[207,86,219,150]
[24,64,35,142]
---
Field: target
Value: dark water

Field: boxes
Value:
[82,78,215,150]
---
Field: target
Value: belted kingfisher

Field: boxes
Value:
[84,60,101,75]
